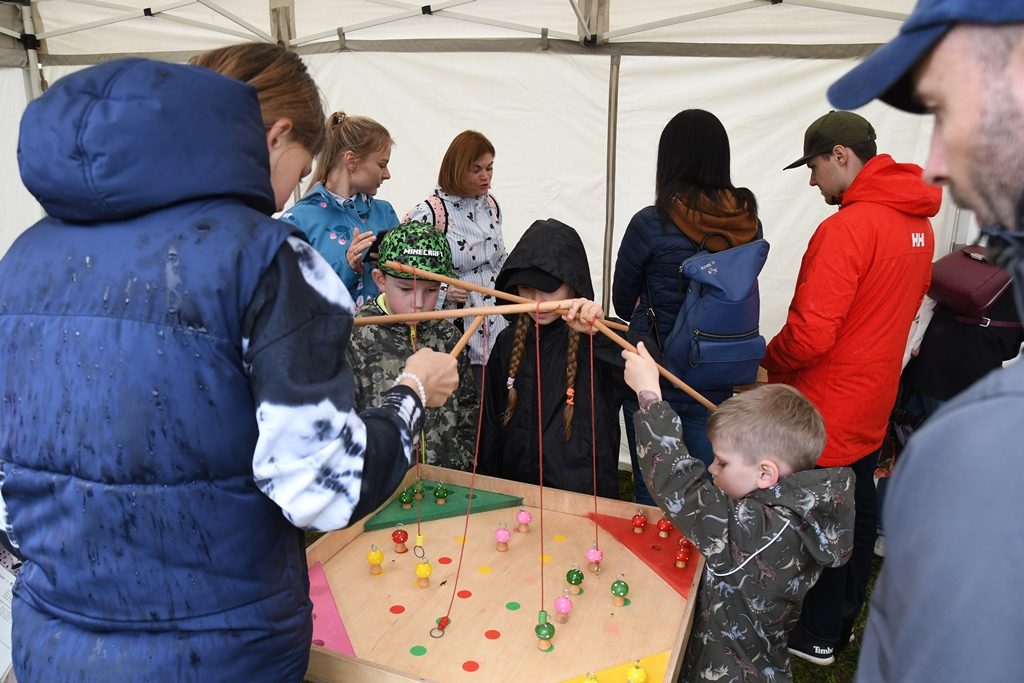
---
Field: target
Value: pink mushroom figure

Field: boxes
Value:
[495,522,511,552]
[554,591,573,624]
[516,507,532,533]
[586,544,604,573]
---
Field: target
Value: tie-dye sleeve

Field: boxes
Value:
[243,236,423,531]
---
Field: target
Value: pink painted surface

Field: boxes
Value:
[308,561,356,656]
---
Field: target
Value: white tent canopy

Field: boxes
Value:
[0,0,964,340]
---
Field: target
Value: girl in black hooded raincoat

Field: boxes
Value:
[479,219,630,497]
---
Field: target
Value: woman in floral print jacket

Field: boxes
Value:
[406,130,508,381]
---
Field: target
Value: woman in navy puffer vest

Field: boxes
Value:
[0,46,455,682]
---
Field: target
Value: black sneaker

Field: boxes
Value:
[788,628,835,666]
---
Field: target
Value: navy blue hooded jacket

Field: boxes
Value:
[0,59,422,682]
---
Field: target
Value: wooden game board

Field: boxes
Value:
[305,465,701,683]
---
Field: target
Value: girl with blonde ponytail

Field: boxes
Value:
[279,111,399,308]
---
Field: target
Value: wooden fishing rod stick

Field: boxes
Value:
[450,316,485,357]
[589,318,716,411]
[383,260,630,333]
[352,300,576,326]
[376,261,711,407]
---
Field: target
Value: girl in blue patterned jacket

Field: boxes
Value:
[281,111,400,308]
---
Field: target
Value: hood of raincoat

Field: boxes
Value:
[18,58,276,223]
[751,466,856,567]
[841,153,941,217]
[495,218,595,301]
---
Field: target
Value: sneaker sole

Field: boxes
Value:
[788,646,835,666]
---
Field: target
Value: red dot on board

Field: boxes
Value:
[457,590,472,599]
[438,556,453,565]
[462,661,480,672]
[484,630,501,640]
[390,605,406,614]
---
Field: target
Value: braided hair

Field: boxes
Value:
[563,327,580,441]
[501,315,530,428]
[502,289,581,442]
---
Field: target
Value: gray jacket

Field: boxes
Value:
[634,401,854,683]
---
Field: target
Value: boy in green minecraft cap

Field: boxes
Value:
[347,221,478,471]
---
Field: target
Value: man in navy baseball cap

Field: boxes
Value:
[827,3,1024,683]
[828,0,1024,112]
[829,0,1024,231]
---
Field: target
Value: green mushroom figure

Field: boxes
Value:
[398,488,415,510]
[535,610,555,652]
[433,482,450,505]
[565,563,584,595]
[611,573,630,607]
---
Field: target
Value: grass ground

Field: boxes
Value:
[305,470,879,682]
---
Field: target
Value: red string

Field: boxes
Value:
[439,317,488,629]
[534,304,546,613]
[410,270,423,538]
[589,319,600,549]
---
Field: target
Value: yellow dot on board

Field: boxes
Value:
[478,566,492,575]
[540,555,553,563]
[456,536,466,544]
[552,535,566,542]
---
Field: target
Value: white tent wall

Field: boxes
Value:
[302,48,611,293]
[0,0,955,344]
[0,66,39,255]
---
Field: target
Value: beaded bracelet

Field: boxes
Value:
[395,372,427,406]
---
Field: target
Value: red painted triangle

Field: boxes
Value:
[589,512,699,600]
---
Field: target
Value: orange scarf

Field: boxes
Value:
[668,192,758,253]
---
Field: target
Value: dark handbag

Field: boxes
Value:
[929,245,1014,325]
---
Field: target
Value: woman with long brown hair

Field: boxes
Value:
[612,109,761,504]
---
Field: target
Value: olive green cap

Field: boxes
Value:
[784,110,877,170]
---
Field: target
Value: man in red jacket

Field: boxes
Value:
[763,110,941,665]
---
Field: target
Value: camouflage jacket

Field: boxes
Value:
[634,400,854,683]
[347,296,478,471]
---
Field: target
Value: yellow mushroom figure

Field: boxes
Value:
[415,559,433,588]
[626,660,648,683]
[366,544,384,576]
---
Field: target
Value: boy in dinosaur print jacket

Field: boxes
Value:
[623,342,854,683]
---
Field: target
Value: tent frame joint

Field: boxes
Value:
[19,32,39,51]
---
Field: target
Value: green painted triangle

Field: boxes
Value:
[364,480,523,532]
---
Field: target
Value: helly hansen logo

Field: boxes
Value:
[911,233,926,248]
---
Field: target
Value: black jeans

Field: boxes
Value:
[791,446,879,646]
